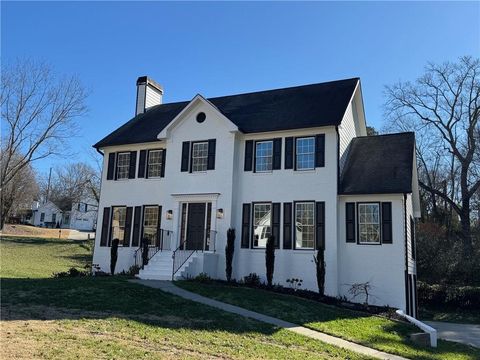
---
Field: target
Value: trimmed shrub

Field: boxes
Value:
[418,281,480,309]
[194,272,212,283]
[53,267,89,278]
[110,238,119,275]
[243,273,261,286]
[265,235,275,287]
[225,228,235,282]
[313,248,326,296]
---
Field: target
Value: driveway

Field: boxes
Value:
[425,321,480,348]
[68,230,95,241]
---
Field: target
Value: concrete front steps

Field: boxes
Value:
[138,250,198,280]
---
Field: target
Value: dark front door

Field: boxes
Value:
[186,203,206,250]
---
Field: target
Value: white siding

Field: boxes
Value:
[405,193,416,274]
[337,194,407,310]
[338,101,357,172]
[145,85,162,110]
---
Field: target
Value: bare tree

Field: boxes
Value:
[0,59,87,228]
[385,56,480,253]
[1,152,39,222]
[40,162,100,211]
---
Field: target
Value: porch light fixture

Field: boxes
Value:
[216,208,224,219]
[166,210,173,220]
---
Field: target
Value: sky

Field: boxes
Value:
[2,1,479,174]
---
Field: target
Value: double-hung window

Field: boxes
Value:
[40,213,45,222]
[111,206,127,245]
[295,202,315,249]
[52,213,57,223]
[296,137,315,170]
[255,141,273,172]
[143,206,159,245]
[253,203,271,248]
[358,203,381,244]
[147,150,163,178]
[191,142,208,172]
[116,152,130,180]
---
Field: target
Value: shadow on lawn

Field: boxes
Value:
[2,236,89,246]
[0,277,278,336]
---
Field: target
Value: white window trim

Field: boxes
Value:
[143,206,159,245]
[294,201,315,250]
[116,152,130,180]
[191,141,209,173]
[252,202,272,249]
[358,203,381,245]
[255,140,273,173]
[147,149,163,179]
[295,137,315,171]
[110,206,127,246]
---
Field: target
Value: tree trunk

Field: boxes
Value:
[460,199,473,255]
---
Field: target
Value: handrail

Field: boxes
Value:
[172,229,217,279]
[134,229,173,270]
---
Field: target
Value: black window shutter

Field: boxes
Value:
[161,149,166,177]
[382,202,393,244]
[207,139,216,170]
[273,138,282,170]
[123,207,133,247]
[181,141,190,172]
[156,206,162,247]
[244,140,253,171]
[285,137,294,169]
[315,134,325,167]
[100,207,110,246]
[131,206,142,247]
[241,204,251,248]
[316,202,325,250]
[107,153,115,180]
[272,203,281,248]
[138,150,147,178]
[283,202,293,249]
[346,202,356,243]
[128,151,137,179]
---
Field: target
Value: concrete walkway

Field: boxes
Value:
[425,321,480,348]
[132,280,408,360]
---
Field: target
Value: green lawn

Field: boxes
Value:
[176,281,480,360]
[0,236,370,359]
[1,236,92,278]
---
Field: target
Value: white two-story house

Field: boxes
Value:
[92,76,420,317]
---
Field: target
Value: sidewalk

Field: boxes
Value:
[132,279,408,360]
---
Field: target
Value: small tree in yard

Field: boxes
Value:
[265,235,275,287]
[110,238,119,275]
[141,237,149,268]
[225,228,235,282]
[313,248,326,296]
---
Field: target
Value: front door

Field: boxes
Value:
[186,203,206,250]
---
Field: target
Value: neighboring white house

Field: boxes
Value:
[31,197,98,231]
[32,201,63,227]
[66,198,98,231]
[92,76,421,317]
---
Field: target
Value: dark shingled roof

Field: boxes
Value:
[94,78,359,149]
[340,132,415,194]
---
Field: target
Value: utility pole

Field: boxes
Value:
[46,167,52,203]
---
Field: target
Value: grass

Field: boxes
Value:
[176,281,480,360]
[1,236,92,278]
[0,236,371,359]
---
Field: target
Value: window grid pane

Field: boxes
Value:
[147,150,163,178]
[358,204,380,243]
[117,153,130,179]
[295,202,315,249]
[192,142,208,172]
[296,137,315,170]
[255,141,273,172]
[111,207,127,245]
[143,206,159,245]
[253,203,271,248]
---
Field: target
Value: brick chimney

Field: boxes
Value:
[135,76,163,116]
